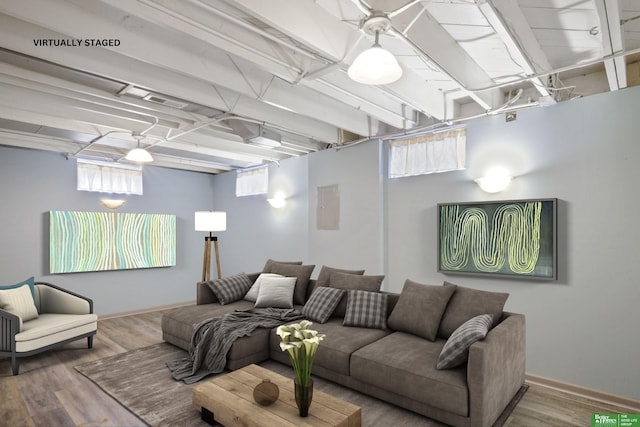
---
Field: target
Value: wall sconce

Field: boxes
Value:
[100,198,126,209]
[267,192,287,209]
[475,175,512,193]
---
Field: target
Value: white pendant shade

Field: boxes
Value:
[348,45,403,85]
[125,147,154,163]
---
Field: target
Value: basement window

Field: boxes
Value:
[236,165,268,197]
[389,127,466,178]
[77,158,143,195]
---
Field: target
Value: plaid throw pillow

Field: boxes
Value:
[436,314,493,370]
[343,290,388,330]
[302,287,345,323]
[206,273,253,305]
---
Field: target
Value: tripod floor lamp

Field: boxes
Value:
[195,211,226,281]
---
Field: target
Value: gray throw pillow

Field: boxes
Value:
[268,263,315,306]
[316,265,365,287]
[437,314,493,369]
[387,279,456,341]
[302,287,345,324]
[206,273,253,305]
[437,282,509,339]
[254,276,297,308]
[343,290,388,330]
[329,272,385,318]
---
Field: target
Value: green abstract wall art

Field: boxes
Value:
[49,211,176,274]
[438,199,557,279]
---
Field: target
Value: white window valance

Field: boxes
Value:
[236,165,268,197]
[77,159,143,195]
[389,127,466,178]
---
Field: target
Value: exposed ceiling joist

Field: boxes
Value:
[595,0,627,90]
[477,0,553,99]
[0,0,637,174]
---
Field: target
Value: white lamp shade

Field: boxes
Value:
[195,211,227,232]
[125,147,154,163]
[348,46,403,85]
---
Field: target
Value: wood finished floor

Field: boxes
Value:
[0,310,633,427]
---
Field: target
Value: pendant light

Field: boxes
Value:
[125,135,154,163]
[348,12,403,85]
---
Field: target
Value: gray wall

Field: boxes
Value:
[307,142,385,276]
[209,156,310,275]
[0,146,215,315]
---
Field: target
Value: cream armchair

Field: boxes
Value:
[0,282,97,375]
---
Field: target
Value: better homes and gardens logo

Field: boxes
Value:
[592,414,640,427]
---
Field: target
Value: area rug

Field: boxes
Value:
[75,342,528,427]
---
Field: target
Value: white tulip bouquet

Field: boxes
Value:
[276,320,325,388]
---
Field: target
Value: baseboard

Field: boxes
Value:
[98,300,195,320]
[526,373,640,412]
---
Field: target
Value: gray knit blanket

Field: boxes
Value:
[166,308,303,384]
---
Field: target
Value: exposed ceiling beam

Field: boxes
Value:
[477,0,552,99]
[595,0,627,90]
[0,9,348,142]
[224,0,444,122]
[391,6,503,113]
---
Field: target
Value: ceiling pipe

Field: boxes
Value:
[334,88,533,148]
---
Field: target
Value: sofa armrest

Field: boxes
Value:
[467,312,526,427]
[35,282,93,315]
[197,281,219,305]
[0,308,21,351]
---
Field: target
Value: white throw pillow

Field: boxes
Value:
[244,273,284,302]
[254,276,297,308]
[0,284,39,325]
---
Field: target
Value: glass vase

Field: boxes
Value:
[294,378,314,417]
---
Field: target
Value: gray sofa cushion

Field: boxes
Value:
[438,282,509,339]
[270,318,390,376]
[387,279,456,341]
[343,290,387,330]
[302,287,345,323]
[316,265,365,287]
[268,263,315,306]
[262,259,303,272]
[350,331,469,417]
[329,272,384,318]
[206,273,253,305]
[161,300,255,350]
[437,314,493,369]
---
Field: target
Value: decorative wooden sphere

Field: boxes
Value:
[253,378,279,406]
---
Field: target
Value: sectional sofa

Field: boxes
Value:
[161,262,526,427]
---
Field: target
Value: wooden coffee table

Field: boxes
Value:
[192,364,361,426]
